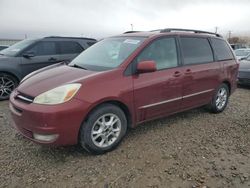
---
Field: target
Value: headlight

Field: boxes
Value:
[33,83,81,105]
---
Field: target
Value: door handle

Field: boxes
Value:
[185,69,192,75]
[173,71,181,77]
[48,57,57,61]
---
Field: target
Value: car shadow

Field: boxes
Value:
[34,106,208,159]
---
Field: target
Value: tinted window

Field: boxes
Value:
[137,38,178,70]
[87,41,96,47]
[180,37,213,65]
[211,38,234,61]
[59,41,83,54]
[27,41,57,56]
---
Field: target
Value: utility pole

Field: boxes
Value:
[130,24,134,31]
[228,30,232,43]
[215,26,219,34]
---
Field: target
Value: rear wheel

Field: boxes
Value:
[208,83,229,113]
[0,73,18,100]
[79,104,127,154]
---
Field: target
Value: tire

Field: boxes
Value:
[79,104,127,154]
[208,83,229,113]
[0,73,18,100]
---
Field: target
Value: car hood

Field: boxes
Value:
[17,64,101,96]
[239,61,250,71]
[0,54,12,62]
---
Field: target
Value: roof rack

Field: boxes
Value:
[159,28,222,37]
[45,36,96,41]
[123,31,141,34]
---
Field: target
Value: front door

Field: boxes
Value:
[132,37,184,123]
[20,41,60,77]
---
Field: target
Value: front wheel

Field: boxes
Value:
[79,104,127,154]
[208,83,229,113]
[0,73,18,100]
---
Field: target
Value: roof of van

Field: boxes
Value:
[115,28,223,39]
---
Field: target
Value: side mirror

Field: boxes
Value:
[23,52,35,58]
[137,60,157,73]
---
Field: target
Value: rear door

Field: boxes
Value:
[57,41,84,63]
[133,37,184,122]
[179,36,220,110]
[20,41,59,77]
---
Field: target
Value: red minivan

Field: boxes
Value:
[9,29,239,154]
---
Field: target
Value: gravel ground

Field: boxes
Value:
[0,87,250,188]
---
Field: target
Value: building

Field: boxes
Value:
[0,38,21,46]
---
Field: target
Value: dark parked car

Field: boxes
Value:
[0,45,9,51]
[238,55,250,85]
[0,36,96,100]
[10,29,238,154]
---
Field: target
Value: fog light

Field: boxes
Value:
[33,133,59,142]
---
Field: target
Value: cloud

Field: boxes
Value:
[0,0,250,39]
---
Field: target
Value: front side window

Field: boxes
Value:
[211,38,234,61]
[180,37,214,65]
[136,38,178,70]
[26,41,57,56]
[70,37,145,71]
[0,39,36,57]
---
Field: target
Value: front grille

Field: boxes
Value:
[20,127,33,138]
[15,92,34,104]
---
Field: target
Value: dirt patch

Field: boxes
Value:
[0,88,250,188]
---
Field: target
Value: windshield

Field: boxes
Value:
[235,49,250,56]
[247,55,250,61]
[0,39,36,57]
[69,37,145,71]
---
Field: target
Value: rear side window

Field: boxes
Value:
[180,37,214,65]
[211,38,234,61]
[59,41,84,54]
[27,41,57,56]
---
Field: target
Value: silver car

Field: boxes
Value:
[238,55,250,85]
[234,48,250,61]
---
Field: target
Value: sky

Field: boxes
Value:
[0,0,250,39]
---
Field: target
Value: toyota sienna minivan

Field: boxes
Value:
[9,29,239,154]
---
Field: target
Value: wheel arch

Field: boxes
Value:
[84,100,133,128]
[0,71,21,83]
[222,80,231,95]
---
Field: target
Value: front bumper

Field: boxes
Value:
[9,91,91,146]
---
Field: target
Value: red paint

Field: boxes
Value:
[9,32,239,146]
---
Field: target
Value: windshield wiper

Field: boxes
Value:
[70,64,88,70]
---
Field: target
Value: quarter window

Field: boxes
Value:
[211,38,234,61]
[137,38,178,70]
[180,37,213,65]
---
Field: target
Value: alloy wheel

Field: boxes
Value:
[91,113,121,148]
[215,87,228,110]
[0,76,15,98]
